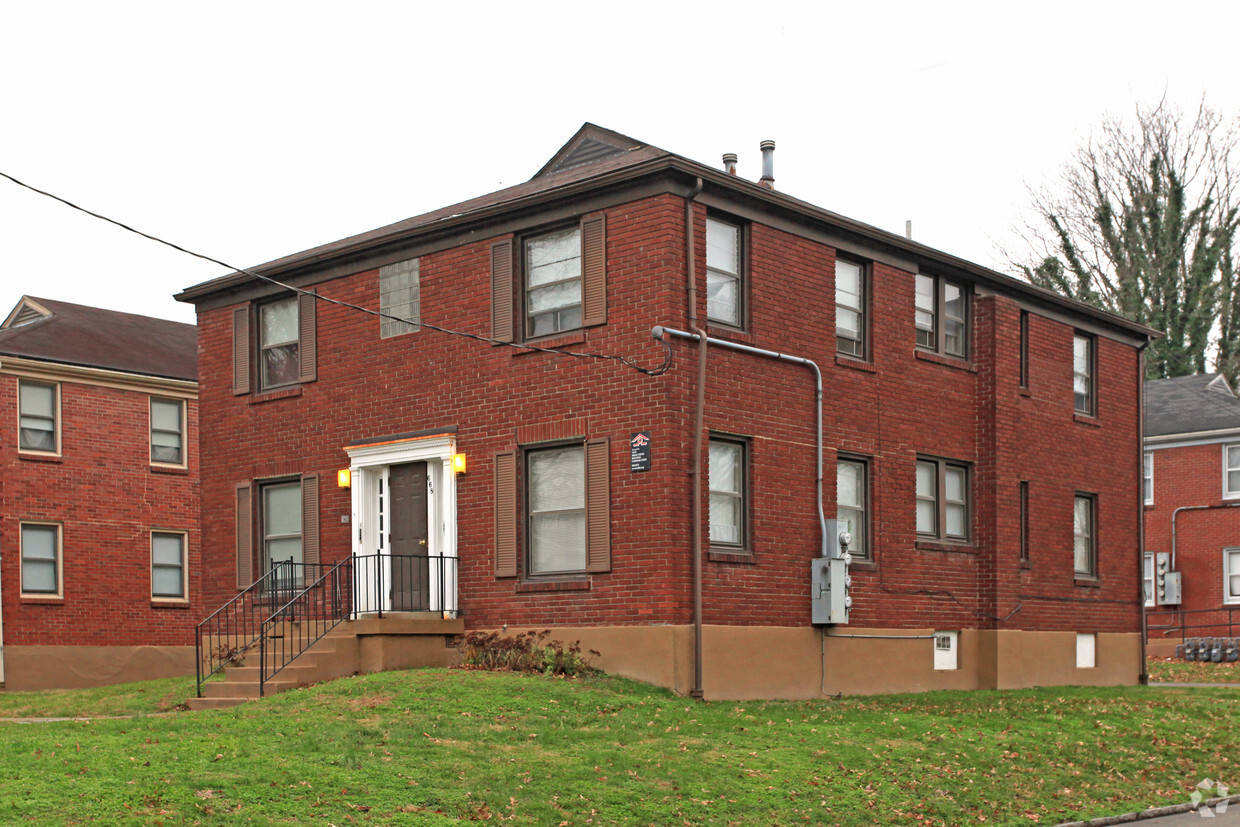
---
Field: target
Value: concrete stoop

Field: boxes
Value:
[187,613,464,710]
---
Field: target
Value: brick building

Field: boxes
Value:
[1143,374,1240,653]
[178,125,1153,698]
[0,296,199,689]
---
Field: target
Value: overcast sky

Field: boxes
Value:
[3,1,1239,325]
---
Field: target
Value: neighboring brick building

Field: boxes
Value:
[178,124,1153,698]
[0,296,199,689]
[1143,373,1240,654]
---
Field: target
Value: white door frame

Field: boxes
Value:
[345,432,458,615]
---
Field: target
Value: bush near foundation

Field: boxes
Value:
[458,629,600,677]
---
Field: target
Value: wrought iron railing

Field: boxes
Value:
[196,553,459,698]
[1145,606,1240,642]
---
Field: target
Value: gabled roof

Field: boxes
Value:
[174,123,1157,342]
[0,296,197,381]
[1145,373,1240,437]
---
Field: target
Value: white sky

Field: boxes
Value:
[2,1,1239,325]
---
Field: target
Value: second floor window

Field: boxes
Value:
[1144,452,1153,505]
[1073,493,1096,577]
[706,217,743,327]
[1227,444,1240,499]
[836,258,866,358]
[260,297,300,389]
[380,258,421,338]
[914,274,968,358]
[150,397,185,466]
[1073,333,1095,415]
[18,379,58,453]
[525,227,582,338]
[916,458,969,541]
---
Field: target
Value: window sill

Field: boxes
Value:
[913,350,976,372]
[514,330,586,353]
[151,599,191,609]
[1073,577,1100,588]
[914,539,975,554]
[1019,388,1032,398]
[150,464,190,476]
[250,386,303,404]
[20,595,64,605]
[1019,560,1033,570]
[705,325,755,345]
[18,452,62,464]
[835,355,877,374]
[708,549,755,564]
[515,578,591,593]
[848,559,877,572]
[1073,413,1100,427]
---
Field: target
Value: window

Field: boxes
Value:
[152,531,187,600]
[18,379,57,453]
[1144,553,1156,607]
[914,274,968,358]
[1073,493,1096,577]
[527,445,586,574]
[259,296,300,390]
[837,456,869,559]
[933,631,959,670]
[261,480,303,575]
[380,258,420,338]
[21,522,60,596]
[709,437,747,549]
[915,458,969,541]
[525,227,582,338]
[1076,632,1097,669]
[150,397,185,466]
[706,217,743,327]
[1144,452,1153,505]
[836,258,866,358]
[1019,310,1030,388]
[1224,444,1240,499]
[1225,549,1240,604]
[1019,480,1030,562]
[1073,333,1094,415]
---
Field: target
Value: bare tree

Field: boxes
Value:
[1012,99,1240,382]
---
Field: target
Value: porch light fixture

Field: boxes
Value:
[337,468,351,488]
[452,453,467,474]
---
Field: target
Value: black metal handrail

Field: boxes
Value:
[350,552,459,620]
[195,559,321,697]
[1145,606,1240,642]
[258,556,354,696]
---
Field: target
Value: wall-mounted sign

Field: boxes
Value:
[630,432,651,472]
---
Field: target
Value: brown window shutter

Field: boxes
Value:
[235,482,253,589]
[302,473,320,585]
[494,451,517,577]
[585,437,611,573]
[491,240,514,343]
[298,291,317,383]
[581,214,607,327]
[232,306,250,396]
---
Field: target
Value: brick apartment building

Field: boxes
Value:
[0,296,199,689]
[1144,373,1240,653]
[177,125,1153,698]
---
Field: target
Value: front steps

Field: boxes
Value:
[188,613,464,710]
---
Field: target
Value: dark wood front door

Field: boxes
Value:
[389,461,429,611]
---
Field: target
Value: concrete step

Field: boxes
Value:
[187,696,248,711]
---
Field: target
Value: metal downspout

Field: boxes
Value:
[1137,343,1149,685]
[684,178,706,699]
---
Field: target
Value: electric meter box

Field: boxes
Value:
[811,557,850,625]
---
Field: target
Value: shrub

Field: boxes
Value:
[458,630,600,677]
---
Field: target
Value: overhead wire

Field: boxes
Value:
[0,169,673,376]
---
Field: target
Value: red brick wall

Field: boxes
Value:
[0,375,200,647]
[194,192,1143,636]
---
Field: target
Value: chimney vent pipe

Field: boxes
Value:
[759,140,775,189]
[905,220,913,239]
[722,153,738,175]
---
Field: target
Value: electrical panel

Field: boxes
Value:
[811,519,852,625]
[1156,552,1182,605]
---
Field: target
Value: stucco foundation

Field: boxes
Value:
[2,645,196,691]
[501,626,1141,699]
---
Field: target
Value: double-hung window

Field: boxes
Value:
[525,227,583,338]
[18,379,58,453]
[1143,553,1156,607]
[1073,333,1095,415]
[151,531,188,600]
[526,445,587,575]
[914,274,968,358]
[916,458,969,541]
[837,456,869,559]
[706,217,743,327]
[1073,493,1096,577]
[1225,549,1240,604]
[836,258,866,358]
[380,258,421,338]
[1224,445,1240,499]
[232,292,316,395]
[259,297,301,390]
[150,397,186,466]
[21,522,61,596]
[709,437,747,549]
[262,480,303,585]
[1143,452,1154,505]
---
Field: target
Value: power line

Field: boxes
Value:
[0,169,673,376]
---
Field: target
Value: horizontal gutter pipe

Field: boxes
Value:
[653,326,826,558]
[825,632,937,640]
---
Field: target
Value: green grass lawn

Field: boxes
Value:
[0,670,1236,826]
[1147,656,1240,683]
[0,676,192,718]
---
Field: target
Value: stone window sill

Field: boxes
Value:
[914,350,976,372]
[249,386,303,405]
[19,452,62,464]
[1073,413,1100,427]
[513,330,586,353]
[708,549,755,564]
[150,464,190,476]
[515,578,591,593]
[20,595,64,605]
[705,325,756,345]
[914,539,976,554]
[1074,577,1101,588]
[151,599,191,609]
[835,355,878,374]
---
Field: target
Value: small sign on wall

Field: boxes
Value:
[630,432,651,472]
